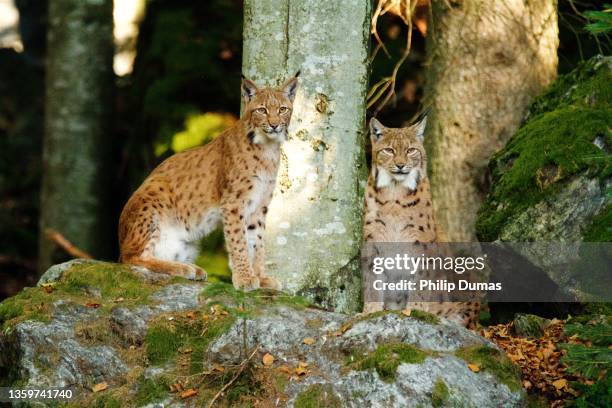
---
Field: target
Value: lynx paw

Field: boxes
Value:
[182,264,207,281]
[233,275,260,291]
[259,275,279,290]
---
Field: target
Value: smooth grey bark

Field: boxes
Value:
[38,0,114,273]
[425,0,558,242]
[242,0,371,312]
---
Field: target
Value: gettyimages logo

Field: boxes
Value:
[371,253,487,275]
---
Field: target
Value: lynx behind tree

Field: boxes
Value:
[362,117,480,328]
[118,74,299,290]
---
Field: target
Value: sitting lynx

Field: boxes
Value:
[362,117,479,328]
[118,73,299,290]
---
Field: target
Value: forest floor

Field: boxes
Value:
[481,308,611,407]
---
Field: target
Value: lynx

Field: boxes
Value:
[362,117,480,328]
[118,73,299,290]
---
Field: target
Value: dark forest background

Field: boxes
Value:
[0,0,608,300]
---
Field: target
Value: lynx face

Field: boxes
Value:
[369,117,427,191]
[241,75,298,144]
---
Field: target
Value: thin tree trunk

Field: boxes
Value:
[39,0,114,273]
[425,0,558,242]
[243,0,371,312]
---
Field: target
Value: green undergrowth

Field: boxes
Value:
[134,375,172,406]
[560,305,612,405]
[455,346,522,391]
[431,377,450,407]
[294,383,343,408]
[0,261,169,332]
[146,310,235,371]
[349,343,430,382]
[476,56,611,241]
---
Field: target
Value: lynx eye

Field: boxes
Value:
[256,107,267,114]
[407,147,418,154]
[279,106,289,113]
[380,147,395,155]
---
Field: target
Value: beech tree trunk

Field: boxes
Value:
[38,0,114,273]
[243,0,371,312]
[425,0,558,242]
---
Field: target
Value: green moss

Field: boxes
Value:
[145,322,182,366]
[0,261,167,332]
[583,204,612,241]
[146,311,235,369]
[476,56,612,241]
[529,56,611,117]
[61,262,157,304]
[431,378,450,407]
[91,395,123,408]
[350,343,429,382]
[0,287,50,331]
[409,309,441,325]
[134,375,170,406]
[455,346,521,391]
[201,282,311,314]
[294,383,342,408]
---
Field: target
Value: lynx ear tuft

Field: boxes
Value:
[369,118,385,142]
[413,115,427,142]
[281,75,299,102]
[241,76,259,102]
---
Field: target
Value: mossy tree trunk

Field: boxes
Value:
[39,0,114,273]
[242,0,371,312]
[425,0,558,241]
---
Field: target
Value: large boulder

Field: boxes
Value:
[476,55,610,243]
[0,260,526,407]
[475,56,611,308]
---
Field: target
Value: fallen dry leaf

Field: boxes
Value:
[262,353,275,366]
[212,363,225,372]
[552,379,567,390]
[170,383,184,393]
[467,363,481,373]
[186,311,195,319]
[295,361,309,376]
[278,365,292,375]
[303,337,316,345]
[92,382,108,393]
[401,308,412,316]
[86,302,101,309]
[180,388,198,399]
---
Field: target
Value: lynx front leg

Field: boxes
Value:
[247,206,279,290]
[222,203,259,290]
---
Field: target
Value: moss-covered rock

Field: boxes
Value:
[455,345,522,391]
[0,260,526,407]
[476,55,611,242]
[349,343,429,381]
[512,314,550,338]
